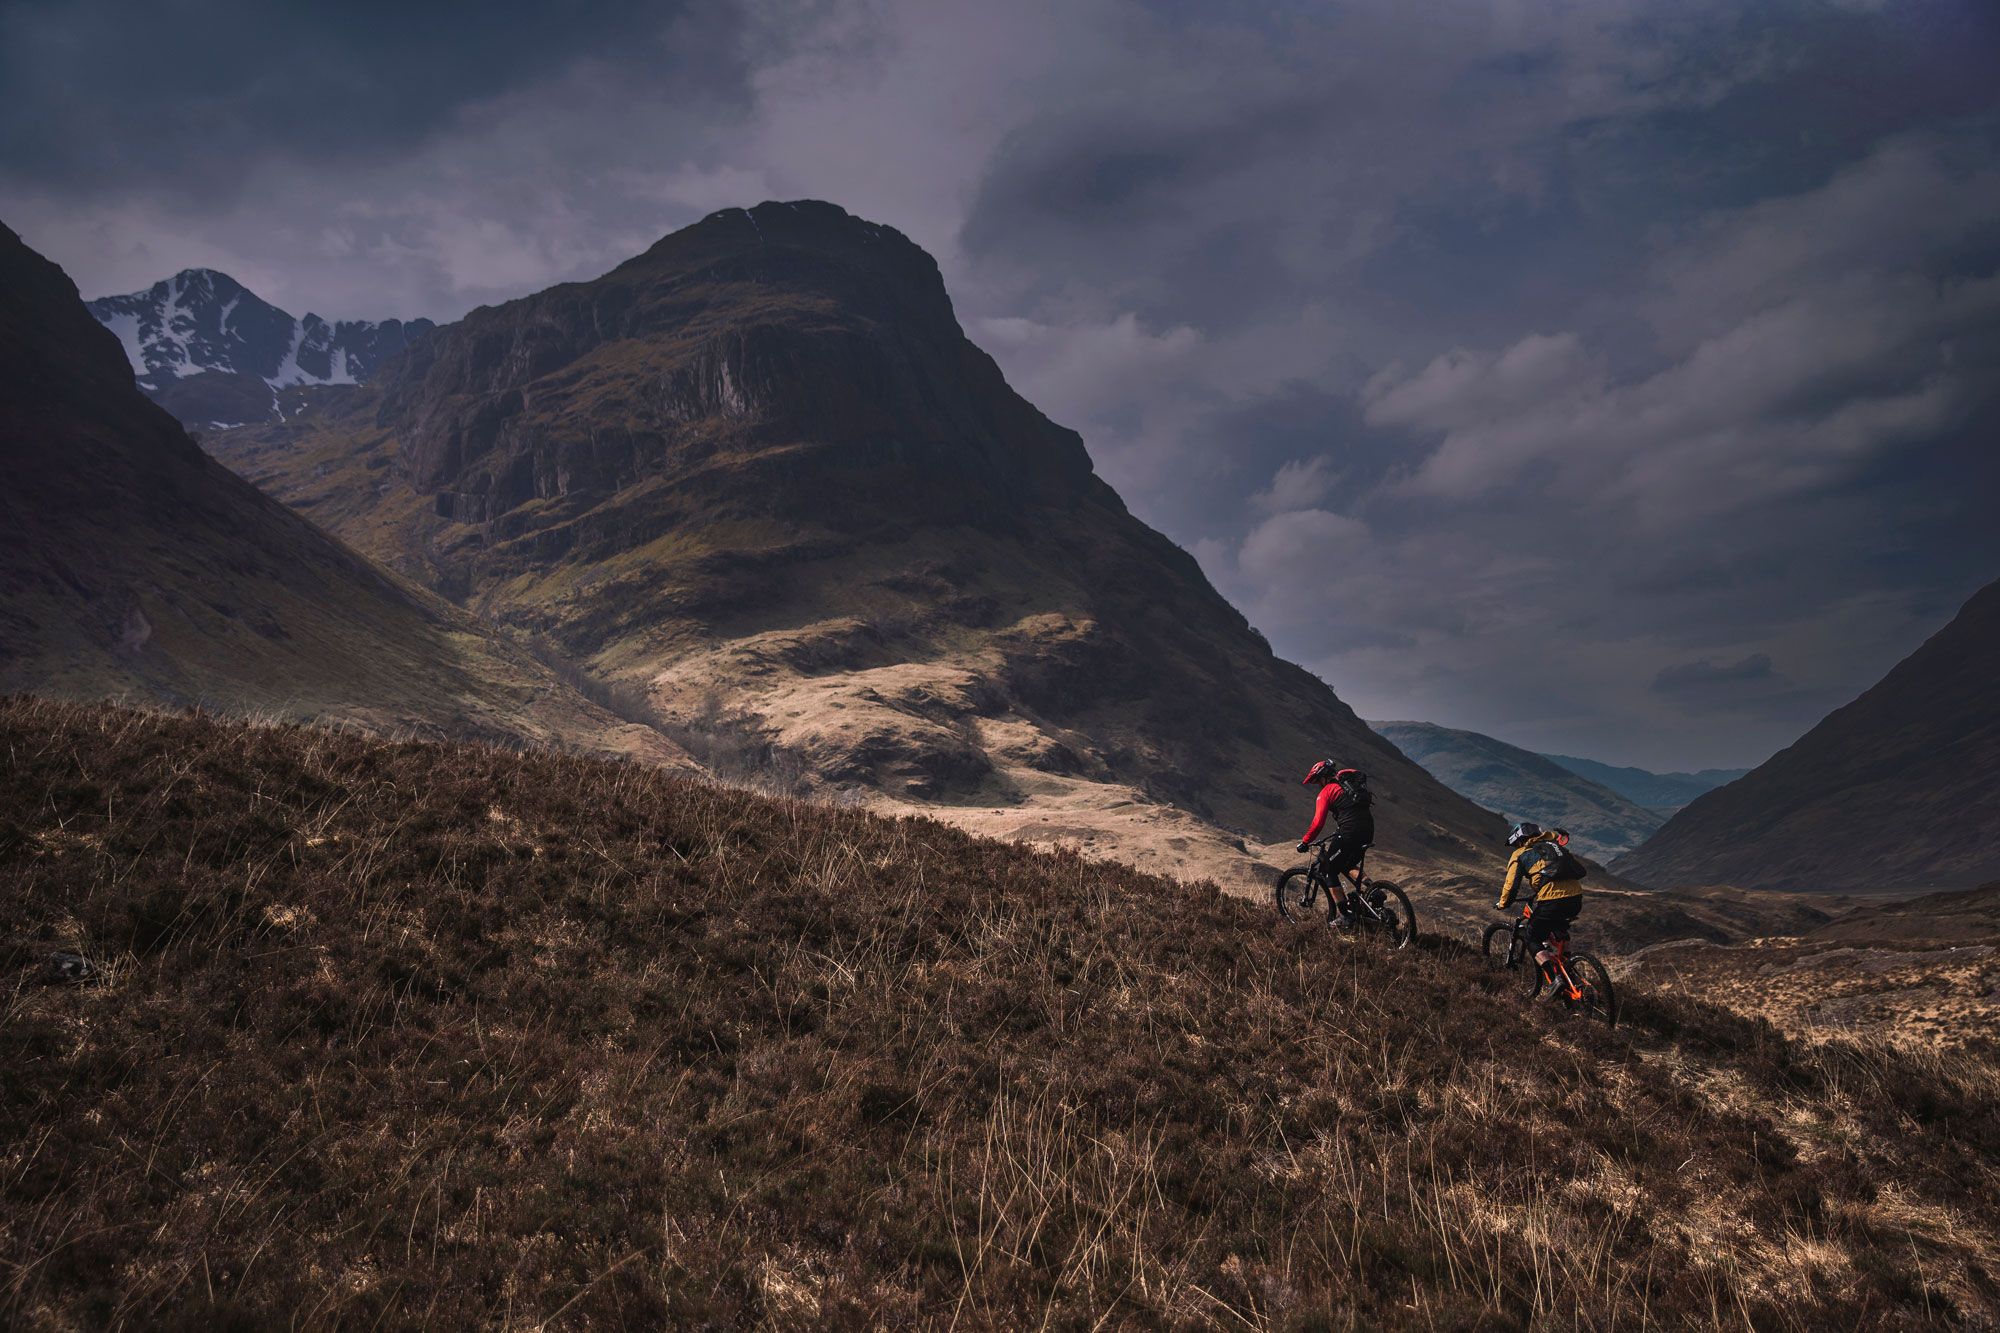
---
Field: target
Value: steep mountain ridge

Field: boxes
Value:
[1614,577,2000,890]
[0,220,678,763]
[1541,753,1749,813]
[1372,721,1666,858]
[88,268,433,427]
[209,200,1505,894]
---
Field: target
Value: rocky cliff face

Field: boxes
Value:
[375,201,1097,521]
[87,269,433,426]
[0,220,679,764]
[1614,578,2000,891]
[209,200,1506,895]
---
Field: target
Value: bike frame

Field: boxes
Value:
[1304,841,1367,911]
[1507,904,1586,1002]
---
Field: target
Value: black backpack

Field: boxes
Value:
[1544,844,1589,882]
[1332,775,1373,817]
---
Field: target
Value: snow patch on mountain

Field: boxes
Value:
[86,269,435,425]
[268,320,309,390]
[100,308,147,372]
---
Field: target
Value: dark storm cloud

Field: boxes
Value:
[0,0,744,195]
[4,0,1997,769]
[960,96,1323,325]
[0,0,757,317]
[1652,654,1778,694]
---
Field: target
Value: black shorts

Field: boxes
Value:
[1318,836,1368,878]
[1525,895,1582,948]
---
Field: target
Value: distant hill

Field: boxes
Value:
[1539,754,1749,812]
[1806,880,2000,946]
[5,696,1996,1327]
[1614,578,2000,891]
[0,219,675,764]
[87,268,432,427]
[1373,721,1665,858]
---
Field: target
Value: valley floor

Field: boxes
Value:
[3,698,1997,1328]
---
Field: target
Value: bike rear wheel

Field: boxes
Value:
[1560,953,1618,1028]
[1275,867,1324,923]
[1357,879,1416,949]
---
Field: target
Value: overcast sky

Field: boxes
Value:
[4,0,1996,769]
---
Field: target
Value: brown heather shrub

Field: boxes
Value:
[1,695,1996,1329]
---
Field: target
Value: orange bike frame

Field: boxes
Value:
[1520,903,1585,1001]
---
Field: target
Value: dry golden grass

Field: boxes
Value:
[1631,935,2000,1054]
[3,697,1997,1328]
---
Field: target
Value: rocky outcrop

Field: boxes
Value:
[378,203,1101,525]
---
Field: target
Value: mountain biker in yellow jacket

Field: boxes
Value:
[1497,823,1584,982]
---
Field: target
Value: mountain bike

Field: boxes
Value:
[1481,904,1617,1027]
[1275,842,1416,948]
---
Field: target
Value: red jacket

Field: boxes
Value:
[1301,781,1353,844]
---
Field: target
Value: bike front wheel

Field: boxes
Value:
[1480,922,1515,969]
[1275,867,1324,923]
[1358,880,1416,949]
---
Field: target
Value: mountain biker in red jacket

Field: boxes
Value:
[1298,760,1375,923]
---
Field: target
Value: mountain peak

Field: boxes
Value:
[689,198,905,246]
[612,198,947,308]
[373,199,1086,520]
[86,269,435,427]
[159,266,240,290]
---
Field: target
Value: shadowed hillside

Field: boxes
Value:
[5,697,1997,1327]
[0,222,682,767]
[1616,578,2000,891]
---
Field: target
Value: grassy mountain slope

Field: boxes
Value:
[4,697,1997,1327]
[1615,579,2000,891]
[1374,721,1666,858]
[1540,755,1750,814]
[205,201,1504,898]
[0,222,681,765]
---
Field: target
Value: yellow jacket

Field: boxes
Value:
[1498,831,1583,907]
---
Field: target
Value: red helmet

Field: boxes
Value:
[1303,761,1366,786]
